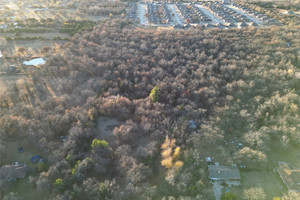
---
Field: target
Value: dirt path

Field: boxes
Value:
[96,116,121,140]
[212,182,223,200]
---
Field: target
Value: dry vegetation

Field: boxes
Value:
[1,18,299,199]
[1,0,300,199]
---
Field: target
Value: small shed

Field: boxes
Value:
[206,157,213,163]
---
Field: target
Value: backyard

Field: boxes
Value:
[1,140,48,200]
[229,170,285,199]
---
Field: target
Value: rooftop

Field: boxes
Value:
[277,162,300,192]
[0,164,28,180]
[208,164,241,180]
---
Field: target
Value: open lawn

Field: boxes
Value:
[6,176,49,200]
[268,144,300,168]
[230,170,286,199]
[2,140,49,200]
[97,116,122,140]
[2,140,41,165]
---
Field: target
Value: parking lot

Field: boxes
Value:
[131,1,281,29]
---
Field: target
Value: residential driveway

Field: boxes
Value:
[212,182,223,200]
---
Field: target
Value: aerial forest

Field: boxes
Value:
[0,20,299,199]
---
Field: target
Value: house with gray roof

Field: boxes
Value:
[208,164,241,181]
[0,164,28,181]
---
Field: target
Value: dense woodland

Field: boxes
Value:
[0,19,300,199]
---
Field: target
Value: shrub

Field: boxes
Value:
[149,86,159,102]
[54,178,63,189]
[221,192,237,200]
[91,139,109,149]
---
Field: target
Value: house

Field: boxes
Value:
[208,164,241,181]
[277,162,300,192]
[0,164,28,181]
[249,22,259,27]
[220,0,229,4]
[184,24,191,29]
[215,22,224,29]
[205,23,213,28]
[239,22,248,27]
[173,24,183,29]
[227,22,236,27]
[281,10,294,15]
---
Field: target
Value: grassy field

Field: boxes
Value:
[6,177,49,200]
[230,170,286,199]
[268,145,300,168]
[3,140,49,200]
[2,40,65,55]
[3,140,41,166]
[226,144,300,199]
